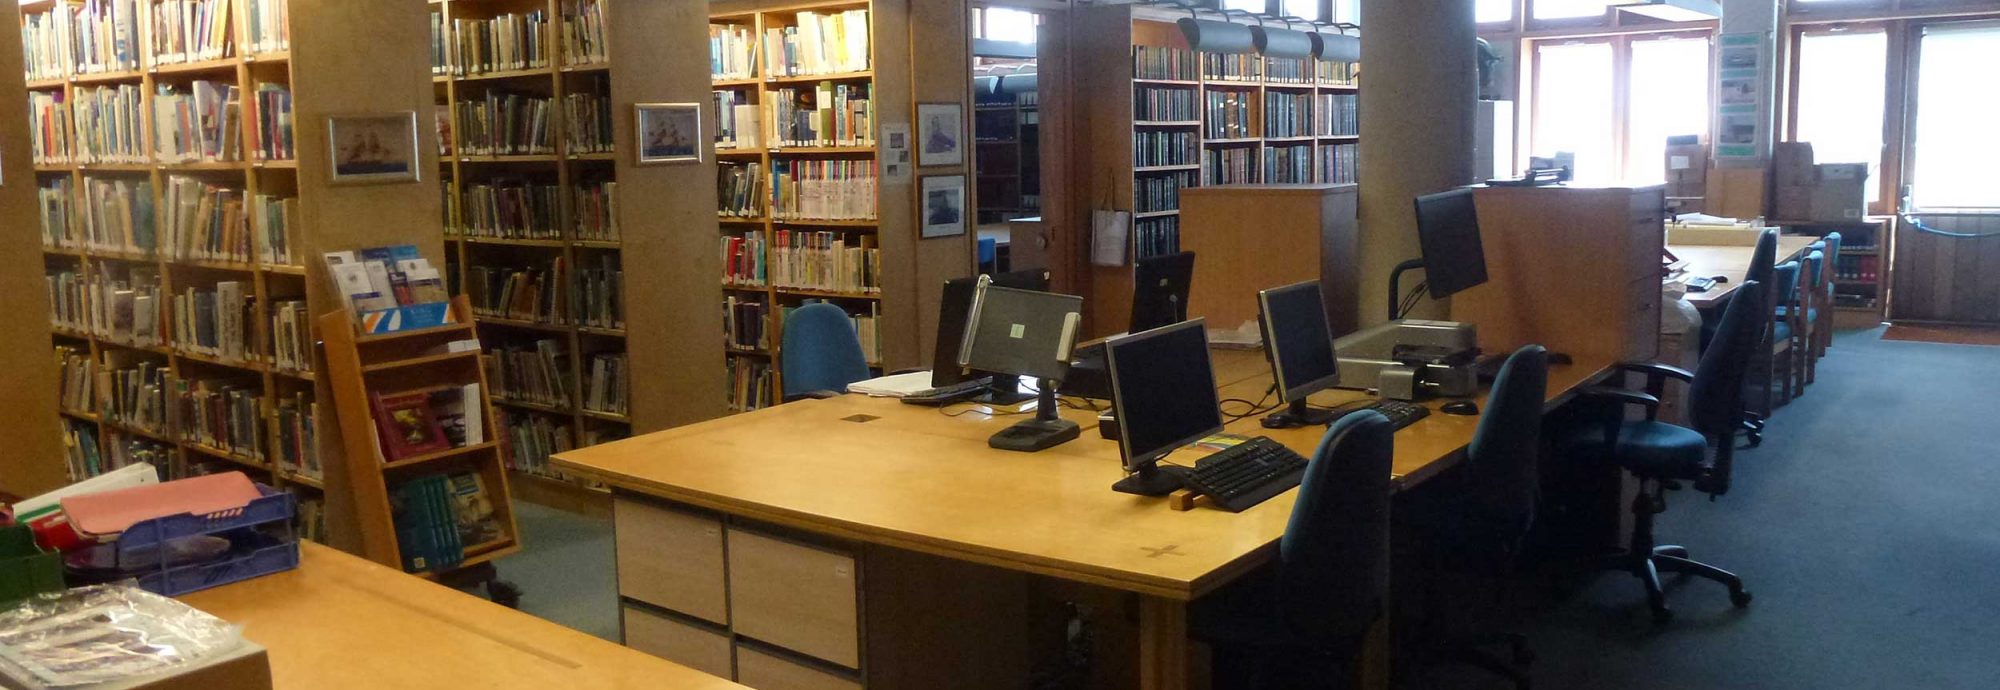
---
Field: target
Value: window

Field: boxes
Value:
[978,7,1040,45]
[1220,0,1266,11]
[1478,0,1515,24]
[1332,0,1359,25]
[1532,0,1616,20]
[1910,23,2000,208]
[1625,37,1711,183]
[1533,41,1616,182]
[1281,0,1323,20]
[1795,30,1888,203]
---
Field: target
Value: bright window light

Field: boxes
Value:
[1220,0,1266,12]
[1333,0,1359,24]
[1533,0,1616,20]
[1478,0,1515,23]
[1534,42,1616,182]
[1796,31,1887,203]
[981,8,1040,45]
[1281,0,1323,20]
[1910,24,2000,208]
[1626,37,1711,183]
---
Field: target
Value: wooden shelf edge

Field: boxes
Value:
[361,349,481,373]
[383,441,501,471]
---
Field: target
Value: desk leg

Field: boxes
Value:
[1138,596,1194,690]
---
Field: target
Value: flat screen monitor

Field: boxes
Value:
[1130,252,1195,334]
[1106,319,1223,473]
[959,280,1082,383]
[932,269,1054,387]
[1259,280,1339,403]
[1413,188,1489,299]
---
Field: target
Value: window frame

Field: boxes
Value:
[1528,36,1620,180]
[1784,23,1898,213]
[1901,18,2000,210]
[1524,29,1716,183]
[1623,31,1716,183]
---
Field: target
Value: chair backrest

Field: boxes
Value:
[1771,260,1801,312]
[1745,229,1778,286]
[1805,250,1827,304]
[1458,345,1550,562]
[1688,278,1768,492]
[1279,410,1393,642]
[1821,232,1843,285]
[780,302,872,398]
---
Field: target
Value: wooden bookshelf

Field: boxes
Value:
[709,0,884,413]
[19,0,326,513]
[430,0,621,494]
[1078,4,1361,336]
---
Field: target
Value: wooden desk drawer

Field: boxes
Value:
[623,605,734,679]
[615,497,728,624]
[736,645,862,690]
[1626,277,1663,361]
[727,528,860,668]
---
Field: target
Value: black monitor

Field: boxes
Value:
[1106,319,1222,496]
[959,277,1084,452]
[1412,189,1488,299]
[1130,251,1195,334]
[932,269,1054,402]
[1257,281,1340,429]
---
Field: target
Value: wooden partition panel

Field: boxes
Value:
[0,7,65,497]
[1892,216,2000,324]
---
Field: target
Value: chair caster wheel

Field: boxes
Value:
[1731,590,1753,608]
[1651,607,1674,625]
[1745,432,1763,448]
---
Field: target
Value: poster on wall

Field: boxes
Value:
[881,123,913,184]
[1715,33,1764,160]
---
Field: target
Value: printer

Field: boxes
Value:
[1333,319,1480,400]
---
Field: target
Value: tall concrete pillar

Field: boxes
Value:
[1356,0,1477,324]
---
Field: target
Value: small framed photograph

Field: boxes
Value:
[636,102,704,164]
[328,112,420,185]
[920,175,968,239]
[917,103,964,167]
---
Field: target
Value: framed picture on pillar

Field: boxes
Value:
[917,103,964,167]
[920,175,968,239]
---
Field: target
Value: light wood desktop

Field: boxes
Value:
[554,348,1611,690]
[1670,236,1818,309]
[179,543,747,690]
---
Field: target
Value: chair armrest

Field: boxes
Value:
[782,390,845,403]
[1614,362,1694,383]
[1576,386,1662,411]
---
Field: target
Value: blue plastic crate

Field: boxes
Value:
[137,530,300,597]
[98,483,301,597]
[115,485,296,554]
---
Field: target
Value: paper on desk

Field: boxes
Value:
[847,371,935,397]
[1208,320,1264,350]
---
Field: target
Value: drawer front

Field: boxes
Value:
[736,645,863,690]
[727,528,860,668]
[615,497,728,624]
[1627,277,1663,361]
[623,606,734,679]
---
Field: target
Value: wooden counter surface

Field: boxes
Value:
[1672,236,1818,308]
[180,543,746,690]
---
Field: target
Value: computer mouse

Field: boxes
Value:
[1711,275,1730,283]
[1441,401,1479,416]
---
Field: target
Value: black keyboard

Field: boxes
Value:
[1184,436,1310,513]
[1324,399,1431,431]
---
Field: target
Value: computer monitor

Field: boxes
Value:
[932,269,1054,403]
[958,277,1084,452]
[1130,251,1195,334]
[1257,281,1340,429]
[1413,188,1489,299]
[1105,319,1223,496]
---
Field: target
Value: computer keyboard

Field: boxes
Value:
[1183,436,1310,513]
[1323,399,1432,431]
[899,378,992,406]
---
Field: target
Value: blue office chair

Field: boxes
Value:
[1737,229,1780,446]
[1814,233,1842,357]
[780,302,872,402]
[1758,260,1802,410]
[1417,345,1549,690]
[1191,412,1393,690]
[1561,279,1765,624]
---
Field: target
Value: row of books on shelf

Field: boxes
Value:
[1313,93,1359,137]
[368,384,486,462]
[1135,170,1197,215]
[73,84,145,164]
[573,180,618,241]
[466,261,564,325]
[719,162,765,217]
[83,176,154,255]
[1265,92,1312,139]
[29,92,71,164]
[1134,130,1198,168]
[726,356,773,412]
[459,180,562,239]
[486,340,569,409]
[1265,144,1312,184]
[721,232,766,287]
[46,268,313,370]
[1318,59,1359,87]
[1134,85,1196,122]
[713,90,761,149]
[582,353,627,416]
[272,392,318,479]
[443,12,550,77]
[174,376,265,460]
[38,178,80,249]
[1265,57,1312,85]
[1203,53,1260,82]
[245,0,289,55]
[270,300,311,373]
[56,345,101,415]
[454,92,555,156]
[572,255,622,331]
[724,295,767,350]
[149,0,233,65]
[62,421,173,482]
[389,471,504,573]
[1203,91,1255,140]
[771,159,876,221]
[69,0,143,75]
[1320,142,1358,184]
[324,245,451,322]
[46,267,162,346]
[1205,146,1256,185]
[563,90,614,154]
[55,349,319,480]
[253,84,295,161]
[1132,45,1196,81]
[21,8,73,82]
[1134,215,1181,261]
[162,176,248,261]
[498,411,570,478]
[1836,255,1880,282]
[770,83,873,147]
[710,23,758,80]
[560,0,608,68]
[170,281,257,363]
[154,80,242,163]
[771,230,880,294]
[763,9,871,77]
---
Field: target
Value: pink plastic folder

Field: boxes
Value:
[60,472,263,538]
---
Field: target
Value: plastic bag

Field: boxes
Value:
[0,583,242,687]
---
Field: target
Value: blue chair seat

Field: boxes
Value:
[1772,321,1794,342]
[1775,306,1818,322]
[1562,420,1707,480]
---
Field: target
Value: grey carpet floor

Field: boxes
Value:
[498,327,2000,686]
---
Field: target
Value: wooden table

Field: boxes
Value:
[180,543,747,690]
[1671,236,1818,308]
[554,348,1612,690]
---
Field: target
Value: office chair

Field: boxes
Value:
[1758,260,1802,411]
[1814,233,1842,357]
[1560,279,1764,624]
[1191,412,1393,690]
[1416,345,1548,690]
[1738,229,1779,447]
[779,302,873,402]
[1793,248,1826,390]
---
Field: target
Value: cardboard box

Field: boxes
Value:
[1774,184,1814,221]
[1773,142,1816,187]
[1810,163,1867,221]
[1705,166,1770,220]
[1665,142,1709,198]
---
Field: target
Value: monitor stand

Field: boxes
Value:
[972,374,1038,407]
[989,381,1080,452]
[1112,463,1190,497]
[1260,399,1336,429]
